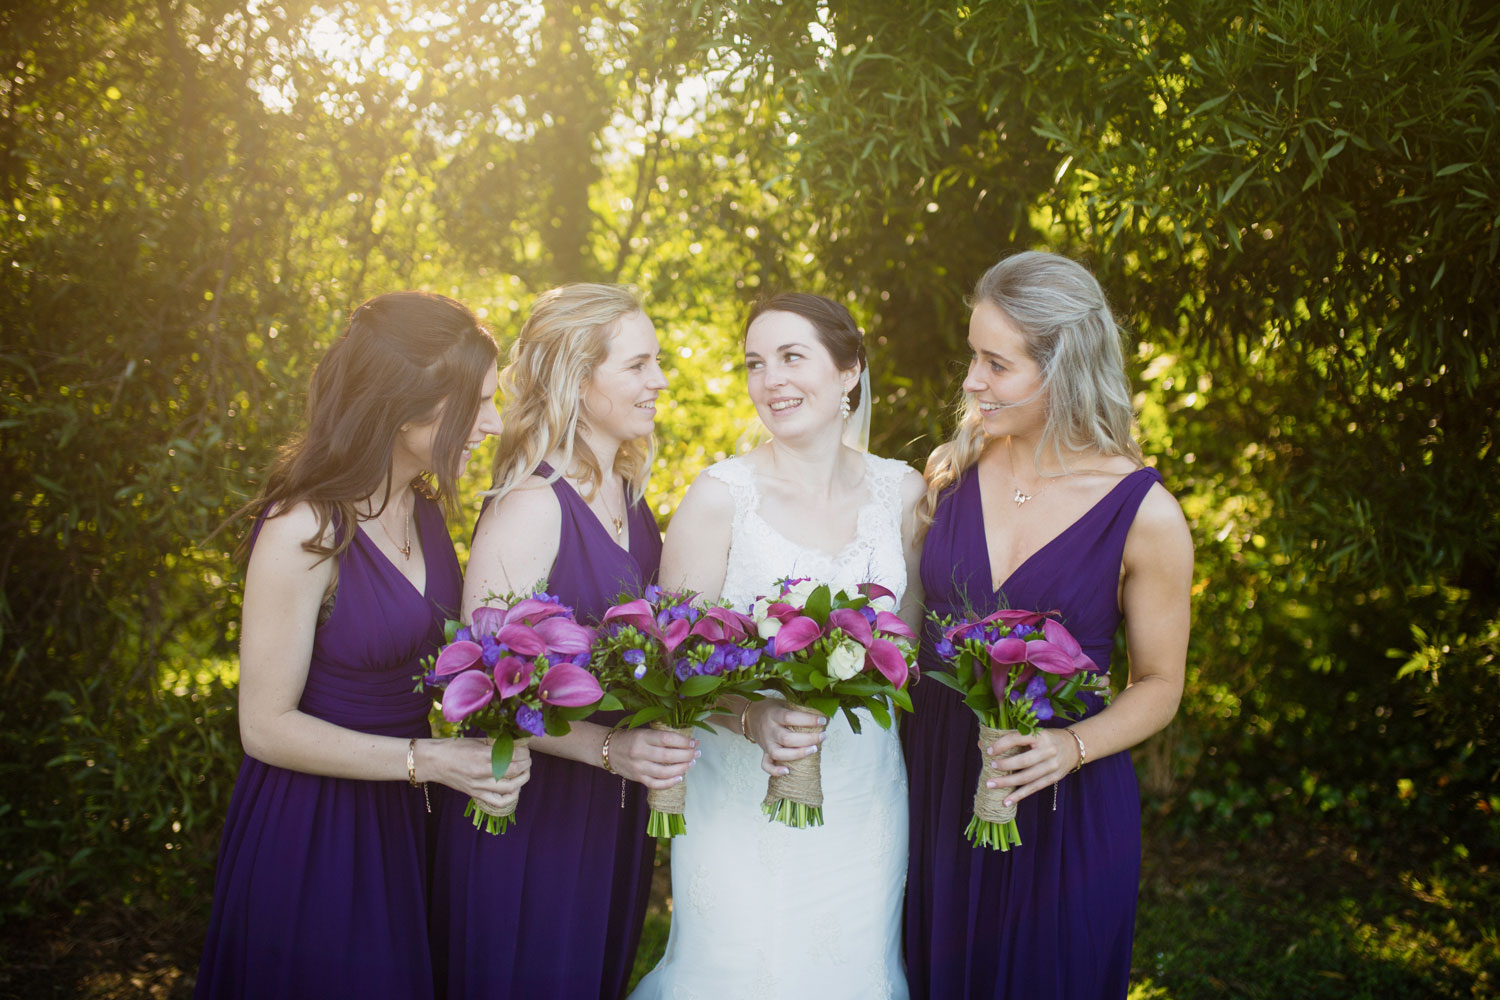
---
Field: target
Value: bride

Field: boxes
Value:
[630,293,924,1000]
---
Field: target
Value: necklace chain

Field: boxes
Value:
[374,493,413,559]
[1007,438,1063,507]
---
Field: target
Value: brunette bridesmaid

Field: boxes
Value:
[904,252,1193,999]
[195,292,528,999]
[428,283,696,999]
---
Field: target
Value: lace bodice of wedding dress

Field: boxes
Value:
[629,451,912,1000]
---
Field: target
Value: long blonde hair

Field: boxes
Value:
[919,251,1142,527]
[489,283,653,504]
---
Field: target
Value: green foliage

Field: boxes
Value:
[3,0,1496,958]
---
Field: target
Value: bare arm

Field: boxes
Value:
[658,472,735,600]
[237,504,528,812]
[896,466,927,634]
[464,480,697,788]
[984,482,1193,803]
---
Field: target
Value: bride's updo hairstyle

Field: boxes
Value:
[238,291,498,561]
[744,292,867,412]
[919,251,1142,528]
[489,283,653,504]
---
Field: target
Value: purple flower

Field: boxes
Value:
[734,646,761,668]
[481,640,504,668]
[935,637,955,659]
[644,584,663,602]
[515,704,546,736]
[1032,697,1054,721]
[674,658,694,682]
[859,605,878,626]
[455,626,473,644]
[633,662,648,680]
[1012,623,1036,639]
[1024,674,1048,700]
[623,649,646,665]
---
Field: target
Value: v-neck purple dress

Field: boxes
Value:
[195,494,458,1000]
[429,465,662,1000]
[903,465,1162,1000]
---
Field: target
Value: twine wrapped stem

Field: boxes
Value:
[466,736,529,835]
[968,725,1025,850]
[762,706,825,828]
[645,722,692,837]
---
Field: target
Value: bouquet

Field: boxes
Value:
[593,584,767,838]
[926,608,1105,850]
[421,592,615,834]
[749,578,918,828]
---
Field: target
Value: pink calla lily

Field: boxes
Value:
[770,615,823,655]
[828,608,874,647]
[493,656,535,698]
[534,617,594,656]
[1042,618,1081,656]
[603,598,657,633]
[469,606,509,638]
[984,608,1051,628]
[859,582,896,602]
[662,617,692,654]
[766,602,800,622]
[702,606,755,640]
[1024,639,1079,676]
[866,638,912,688]
[441,669,496,722]
[505,597,569,625]
[537,663,604,707]
[873,610,916,641]
[496,623,547,657]
[432,640,483,677]
[988,637,1029,666]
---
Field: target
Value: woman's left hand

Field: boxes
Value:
[980,728,1081,806]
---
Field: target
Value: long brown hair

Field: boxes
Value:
[235,291,498,562]
[744,292,867,410]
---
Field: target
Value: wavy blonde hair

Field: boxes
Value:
[919,251,1143,528]
[489,283,653,504]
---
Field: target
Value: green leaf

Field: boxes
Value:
[1435,162,1472,177]
[678,674,722,697]
[805,584,832,624]
[491,733,514,780]
[630,705,669,726]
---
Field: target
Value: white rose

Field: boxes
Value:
[757,616,783,641]
[826,638,865,681]
[868,594,896,614]
[783,578,819,606]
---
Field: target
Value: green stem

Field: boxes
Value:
[965,815,1021,851]
[762,798,825,829]
[647,809,687,839]
[465,797,516,836]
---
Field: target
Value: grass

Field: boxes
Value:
[3,819,1494,999]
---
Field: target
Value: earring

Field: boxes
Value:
[839,390,851,420]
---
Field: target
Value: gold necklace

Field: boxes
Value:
[1007,439,1060,507]
[376,494,413,558]
[601,487,626,539]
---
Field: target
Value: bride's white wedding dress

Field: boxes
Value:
[631,452,910,1000]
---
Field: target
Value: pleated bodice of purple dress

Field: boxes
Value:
[195,493,460,1000]
[903,465,1162,1000]
[429,463,662,999]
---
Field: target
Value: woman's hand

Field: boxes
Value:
[420,737,533,816]
[745,698,828,776]
[981,728,1080,806]
[608,727,699,790]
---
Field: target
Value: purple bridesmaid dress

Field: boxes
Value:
[904,466,1162,1000]
[429,463,662,1000]
[195,494,459,1000]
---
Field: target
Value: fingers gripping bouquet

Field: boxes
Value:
[593,585,766,838]
[421,592,616,834]
[751,578,918,828]
[926,608,1106,850]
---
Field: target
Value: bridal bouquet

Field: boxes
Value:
[750,578,918,828]
[421,592,614,834]
[926,608,1105,850]
[593,584,767,837]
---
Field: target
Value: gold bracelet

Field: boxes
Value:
[1065,727,1086,774]
[739,701,757,744]
[406,738,420,786]
[601,726,620,775]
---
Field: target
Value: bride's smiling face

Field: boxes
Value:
[744,310,858,440]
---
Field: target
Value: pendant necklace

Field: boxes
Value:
[376,494,413,559]
[1008,438,1060,507]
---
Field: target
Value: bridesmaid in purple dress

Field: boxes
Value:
[904,252,1194,999]
[429,284,696,999]
[195,292,529,999]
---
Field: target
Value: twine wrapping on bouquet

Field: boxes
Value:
[468,736,528,835]
[973,725,1022,825]
[645,721,693,818]
[762,706,824,827]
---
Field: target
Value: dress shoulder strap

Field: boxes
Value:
[701,456,759,527]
